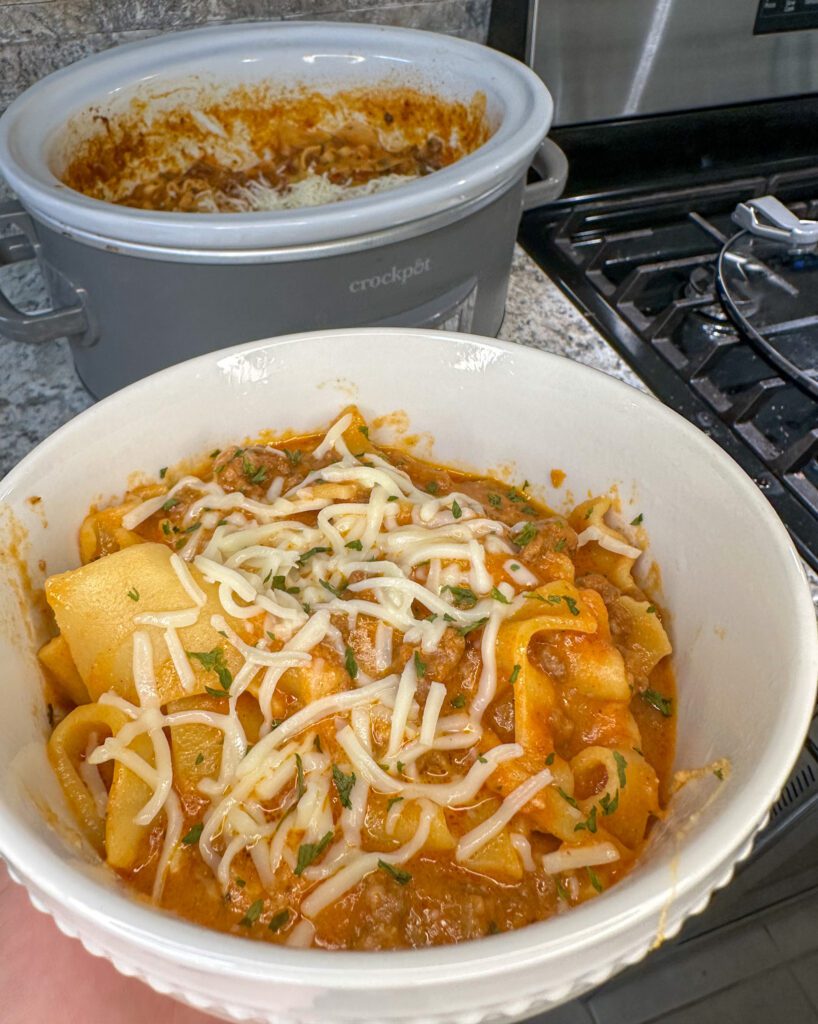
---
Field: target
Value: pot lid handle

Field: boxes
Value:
[733,195,818,245]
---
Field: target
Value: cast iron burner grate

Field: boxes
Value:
[520,167,818,571]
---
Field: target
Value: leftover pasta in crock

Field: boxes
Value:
[41,408,675,950]
[59,86,491,213]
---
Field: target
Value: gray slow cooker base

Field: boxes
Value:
[35,182,524,399]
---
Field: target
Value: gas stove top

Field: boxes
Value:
[520,168,818,571]
[516,92,818,1023]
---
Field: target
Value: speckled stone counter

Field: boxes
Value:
[0,245,643,479]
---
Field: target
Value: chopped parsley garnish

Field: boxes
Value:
[545,752,555,766]
[515,522,537,548]
[562,595,580,616]
[574,805,598,834]
[630,513,644,526]
[509,664,521,686]
[647,605,656,614]
[332,764,356,808]
[182,822,203,845]
[600,790,620,816]
[457,617,488,636]
[194,752,204,766]
[378,860,411,885]
[584,505,595,519]
[396,761,405,774]
[358,425,369,438]
[554,537,567,553]
[270,574,299,594]
[344,645,358,679]
[180,521,201,535]
[158,466,167,479]
[126,587,139,601]
[488,494,502,508]
[161,520,172,536]
[186,646,232,694]
[284,449,303,467]
[442,584,478,609]
[557,787,579,809]
[450,694,466,708]
[203,686,228,699]
[209,448,221,459]
[522,505,537,515]
[587,867,604,893]
[523,591,547,602]
[490,586,510,604]
[239,899,264,926]
[268,909,290,933]
[425,481,440,495]
[294,831,334,875]
[510,563,520,571]
[345,539,363,551]
[613,750,628,788]
[451,499,462,519]
[387,495,399,502]
[161,497,180,512]
[295,753,306,800]
[507,489,524,503]
[413,650,427,678]
[387,796,404,811]
[298,545,330,565]
[235,877,246,888]
[714,767,725,781]
[478,755,488,764]
[642,689,673,717]
[243,459,267,485]
[320,578,345,598]
[555,878,569,901]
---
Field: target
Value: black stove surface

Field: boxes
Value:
[520,166,818,571]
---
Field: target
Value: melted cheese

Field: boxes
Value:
[541,842,621,874]
[456,767,553,862]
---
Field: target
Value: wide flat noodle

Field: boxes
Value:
[571,746,660,850]
[47,702,128,854]
[38,634,90,706]
[570,498,639,593]
[46,543,251,705]
[106,731,156,869]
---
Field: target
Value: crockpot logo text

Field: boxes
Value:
[349,258,432,293]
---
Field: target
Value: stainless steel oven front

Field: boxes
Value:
[529,0,818,126]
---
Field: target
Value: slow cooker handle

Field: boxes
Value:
[0,201,89,345]
[522,137,569,211]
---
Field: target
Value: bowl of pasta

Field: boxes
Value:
[0,327,815,1024]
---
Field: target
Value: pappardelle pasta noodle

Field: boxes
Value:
[40,408,676,949]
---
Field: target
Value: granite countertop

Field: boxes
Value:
[1,244,816,602]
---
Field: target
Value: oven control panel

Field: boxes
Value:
[755,0,818,33]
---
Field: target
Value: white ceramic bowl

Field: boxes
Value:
[1,328,815,1024]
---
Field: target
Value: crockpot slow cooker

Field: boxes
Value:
[0,22,564,398]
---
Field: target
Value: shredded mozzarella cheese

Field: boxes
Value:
[541,842,621,874]
[575,525,642,560]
